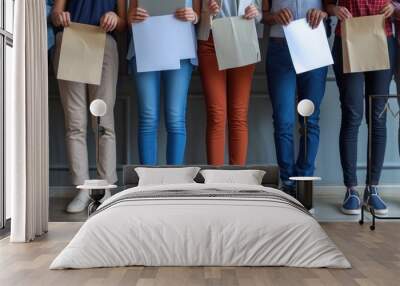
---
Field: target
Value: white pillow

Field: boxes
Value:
[135,167,201,186]
[200,169,266,185]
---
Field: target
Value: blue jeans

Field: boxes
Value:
[131,59,193,165]
[266,40,328,185]
[333,36,395,187]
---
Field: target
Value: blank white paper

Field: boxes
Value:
[132,15,197,73]
[283,18,333,74]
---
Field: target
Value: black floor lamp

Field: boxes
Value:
[359,94,400,230]
[77,99,117,216]
[290,99,321,213]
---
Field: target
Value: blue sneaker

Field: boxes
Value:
[363,186,388,215]
[341,188,361,215]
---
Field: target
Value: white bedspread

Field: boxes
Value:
[50,183,351,269]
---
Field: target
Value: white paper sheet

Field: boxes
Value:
[283,18,333,74]
[132,15,197,73]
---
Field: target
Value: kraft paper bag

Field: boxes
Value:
[212,17,261,70]
[341,15,390,73]
[57,22,106,85]
[139,0,187,16]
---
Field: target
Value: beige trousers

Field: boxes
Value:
[54,33,118,185]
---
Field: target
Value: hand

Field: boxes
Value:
[100,11,119,32]
[208,0,220,16]
[127,7,149,24]
[380,2,395,19]
[244,4,260,20]
[306,8,328,29]
[272,8,293,26]
[175,7,198,23]
[332,6,352,21]
[52,11,71,27]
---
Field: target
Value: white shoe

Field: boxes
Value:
[100,189,112,203]
[66,190,90,213]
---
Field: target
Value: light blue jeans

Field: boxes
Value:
[131,59,193,165]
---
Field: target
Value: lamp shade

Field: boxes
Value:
[297,99,315,117]
[90,99,107,117]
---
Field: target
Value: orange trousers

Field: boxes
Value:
[198,36,256,166]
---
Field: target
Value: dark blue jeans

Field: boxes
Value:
[266,40,328,185]
[332,36,395,187]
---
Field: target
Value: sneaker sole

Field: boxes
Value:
[341,207,361,215]
[365,206,388,216]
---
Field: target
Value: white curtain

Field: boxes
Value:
[7,0,49,242]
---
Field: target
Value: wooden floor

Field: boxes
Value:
[1,222,400,286]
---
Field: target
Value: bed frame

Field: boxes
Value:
[122,165,280,189]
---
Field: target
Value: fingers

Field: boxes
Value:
[129,8,149,23]
[208,0,220,15]
[335,7,352,21]
[381,3,394,18]
[100,12,119,32]
[101,14,111,31]
[54,12,70,27]
[277,8,292,25]
[307,9,326,29]
[101,14,110,31]
[56,14,63,26]
[307,9,315,27]
[64,12,71,27]
[136,8,149,17]
[342,7,352,19]
[244,5,259,20]
[175,8,195,22]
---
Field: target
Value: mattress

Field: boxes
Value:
[50,183,351,269]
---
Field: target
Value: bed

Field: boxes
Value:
[50,165,351,269]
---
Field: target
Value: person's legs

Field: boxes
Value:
[333,37,364,214]
[333,37,365,189]
[88,35,118,184]
[131,59,161,165]
[296,66,328,176]
[198,37,228,165]
[57,83,89,184]
[162,60,193,165]
[54,32,90,186]
[53,32,90,213]
[362,37,395,215]
[266,40,297,188]
[226,64,255,165]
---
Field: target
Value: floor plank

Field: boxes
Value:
[1,222,400,286]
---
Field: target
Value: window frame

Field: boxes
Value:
[0,0,13,230]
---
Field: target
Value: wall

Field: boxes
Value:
[49,24,400,189]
